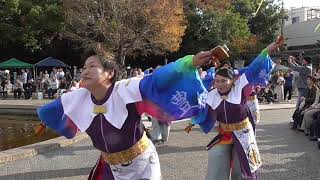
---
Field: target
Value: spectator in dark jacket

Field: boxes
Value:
[301,76,318,108]
[24,80,33,99]
[57,78,70,96]
[284,70,293,101]
[262,85,276,104]
[26,69,33,81]
[292,76,318,130]
[309,111,320,149]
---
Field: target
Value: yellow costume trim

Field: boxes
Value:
[101,133,149,165]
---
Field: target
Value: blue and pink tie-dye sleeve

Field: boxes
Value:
[202,67,215,90]
[244,48,275,87]
[191,104,216,133]
[138,55,208,123]
[37,98,78,139]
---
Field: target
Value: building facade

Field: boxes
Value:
[285,7,320,26]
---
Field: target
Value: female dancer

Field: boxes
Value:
[37,44,212,179]
[191,41,280,180]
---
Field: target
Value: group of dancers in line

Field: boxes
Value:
[36,38,282,179]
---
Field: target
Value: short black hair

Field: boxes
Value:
[217,60,232,69]
[81,43,119,83]
[307,75,316,82]
[215,67,234,79]
[304,57,312,64]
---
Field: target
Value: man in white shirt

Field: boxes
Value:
[13,79,23,99]
[44,70,50,81]
[20,69,27,84]
[60,68,65,78]
[57,68,65,80]
[47,76,59,99]
[50,68,58,79]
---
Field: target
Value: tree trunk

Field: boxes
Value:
[164,53,168,65]
[116,46,126,67]
[116,46,127,79]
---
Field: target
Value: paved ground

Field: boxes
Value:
[0,99,297,109]
[0,109,320,180]
[0,99,50,107]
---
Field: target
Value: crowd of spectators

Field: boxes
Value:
[0,67,82,99]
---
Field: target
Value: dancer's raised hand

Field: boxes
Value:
[266,36,284,54]
[192,51,213,67]
[184,124,194,133]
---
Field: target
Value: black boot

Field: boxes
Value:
[296,128,305,134]
[309,136,317,141]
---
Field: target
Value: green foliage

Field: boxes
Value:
[248,0,283,44]
[231,0,257,18]
[0,0,65,51]
[0,0,284,66]
[179,1,251,59]
[177,0,283,61]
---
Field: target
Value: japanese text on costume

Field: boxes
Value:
[171,91,198,117]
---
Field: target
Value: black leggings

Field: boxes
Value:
[14,89,22,99]
[2,91,7,99]
[284,86,292,100]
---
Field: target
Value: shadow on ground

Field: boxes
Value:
[0,167,91,180]
[256,122,320,180]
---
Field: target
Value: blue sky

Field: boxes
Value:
[283,0,320,9]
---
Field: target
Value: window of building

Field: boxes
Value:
[292,17,300,24]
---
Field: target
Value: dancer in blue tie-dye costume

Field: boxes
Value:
[186,41,281,180]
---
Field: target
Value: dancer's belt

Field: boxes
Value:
[101,132,149,165]
[220,118,250,132]
[206,118,250,150]
[247,95,257,101]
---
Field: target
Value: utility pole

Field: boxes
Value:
[281,0,284,37]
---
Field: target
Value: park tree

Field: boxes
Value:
[231,0,257,18]
[248,0,283,44]
[192,0,231,12]
[177,0,251,60]
[177,0,283,62]
[0,0,65,51]
[62,0,186,66]
[232,0,284,44]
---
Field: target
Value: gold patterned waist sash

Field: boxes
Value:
[219,118,250,132]
[101,132,150,165]
[247,95,257,101]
